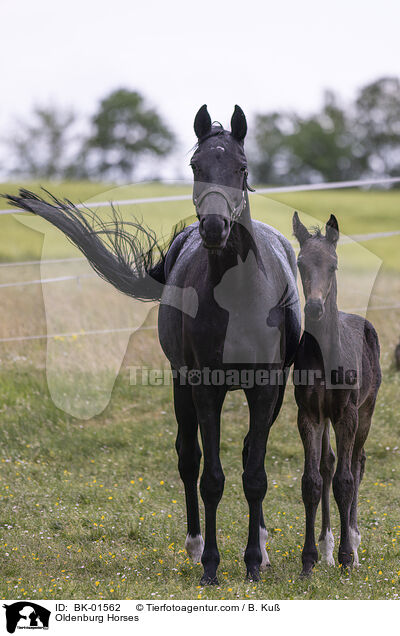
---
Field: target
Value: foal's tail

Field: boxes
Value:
[4,189,184,301]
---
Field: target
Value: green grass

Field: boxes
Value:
[0,366,399,600]
[0,181,399,600]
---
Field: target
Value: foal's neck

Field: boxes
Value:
[305,277,340,357]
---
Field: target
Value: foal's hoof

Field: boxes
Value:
[246,567,261,582]
[338,550,354,570]
[300,568,313,578]
[200,574,219,586]
[300,561,315,577]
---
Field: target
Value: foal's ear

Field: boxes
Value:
[292,211,311,246]
[231,105,247,141]
[325,214,339,246]
[194,104,212,139]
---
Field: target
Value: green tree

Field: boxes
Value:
[85,89,175,180]
[249,112,295,184]
[353,77,400,178]
[6,105,81,179]
[287,91,366,183]
[249,80,400,186]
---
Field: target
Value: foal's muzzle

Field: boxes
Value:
[304,298,324,321]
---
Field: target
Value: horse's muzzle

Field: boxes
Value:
[199,214,230,250]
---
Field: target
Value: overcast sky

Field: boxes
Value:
[1,0,400,179]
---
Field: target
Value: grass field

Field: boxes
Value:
[0,181,399,600]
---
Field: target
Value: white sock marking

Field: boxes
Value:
[259,526,270,569]
[349,527,361,567]
[185,534,204,563]
[319,529,335,566]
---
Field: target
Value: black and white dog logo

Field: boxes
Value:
[3,602,50,633]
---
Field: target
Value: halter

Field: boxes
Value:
[193,184,247,222]
[193,169,254,223]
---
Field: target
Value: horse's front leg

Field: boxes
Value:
[173,377,203,563]
[242,385,278,581]
[242,432,270,569]
[192,385,226,586]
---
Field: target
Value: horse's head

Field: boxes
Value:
[191,104,250,251]
[293,212,339,322]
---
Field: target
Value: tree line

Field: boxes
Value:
[2,77,400,184]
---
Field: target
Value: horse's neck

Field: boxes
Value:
[305,278,341,361]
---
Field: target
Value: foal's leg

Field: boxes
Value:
[242,386,278,581]
[298,410,324,575]
[318,419,336,565]
[349,402,373,566]
[332,404,358,568]
[192,385,226,586]
[173,378,203,563]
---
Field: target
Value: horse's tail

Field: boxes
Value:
[4,189,184,301]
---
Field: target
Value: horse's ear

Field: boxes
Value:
[231,105,247,141]
[194,104,212,139]
[292,211,311,246]
[325,214,339,246]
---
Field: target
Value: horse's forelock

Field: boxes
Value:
[192,127,246,160]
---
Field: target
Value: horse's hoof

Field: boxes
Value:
[200,575,219,586]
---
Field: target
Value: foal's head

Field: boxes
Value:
[293,212,339,322]
[191,104,250,251]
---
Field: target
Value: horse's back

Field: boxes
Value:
[164,219,298,290]
[159,219,300,370]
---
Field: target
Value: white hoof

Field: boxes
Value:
[185,534,204,563]
[259,526,271,570]
[319,529,335,566]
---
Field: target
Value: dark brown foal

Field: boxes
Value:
[293,212,381,575]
